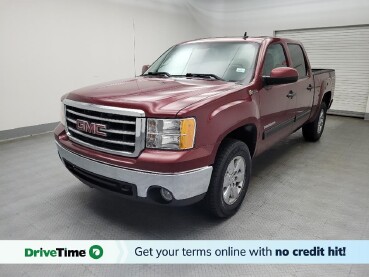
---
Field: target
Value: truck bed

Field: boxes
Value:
[312,68,335,111]
[312,68,335,75]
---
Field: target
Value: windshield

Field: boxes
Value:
[144,41,260,83]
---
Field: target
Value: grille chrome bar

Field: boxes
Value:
[101,129,135,135]
[67,136,136,157]
[66,118,135,135]
[63,99,146,157]
[68,127,135,146]
[66,109,136,124]
[64,98,145,117]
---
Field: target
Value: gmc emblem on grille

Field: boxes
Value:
[76,119,107,137]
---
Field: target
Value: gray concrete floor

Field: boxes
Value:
[0,115,368,276]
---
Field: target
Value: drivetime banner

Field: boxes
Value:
[1,240,369,264]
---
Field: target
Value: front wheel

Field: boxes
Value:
[302,102,327,142]
[204,139,251,218]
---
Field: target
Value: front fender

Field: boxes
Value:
[210,99,260,146]
[186,91,260,164]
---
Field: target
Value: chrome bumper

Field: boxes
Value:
[56,141,213,200]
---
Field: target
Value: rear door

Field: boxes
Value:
[286,43,314,126]
[259,43,297,149]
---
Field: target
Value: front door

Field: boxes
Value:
[258,43,297,152]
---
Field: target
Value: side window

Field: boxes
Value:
[262,44,287,76]
[287,44,307,78]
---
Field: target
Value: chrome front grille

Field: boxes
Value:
[63,99,145,157]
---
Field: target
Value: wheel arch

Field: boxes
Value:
[215,123,258,159]
[322,91,332,109]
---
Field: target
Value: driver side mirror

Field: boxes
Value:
[142,65,150,75]
[263,67,298,86]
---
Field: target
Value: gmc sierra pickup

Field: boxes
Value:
[55,36,335,218]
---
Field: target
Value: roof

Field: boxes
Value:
[180,36,302,45]
[182,36,272,44]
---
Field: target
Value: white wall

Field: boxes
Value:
[2,0,368,131]
[0,0,206,131]
[188,0,369,37]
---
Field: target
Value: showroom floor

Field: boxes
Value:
[0,115,368,276]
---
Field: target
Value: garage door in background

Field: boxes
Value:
[276,25,369,118]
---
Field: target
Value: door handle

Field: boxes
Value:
[286,90,296,99]
[307,84,313,91]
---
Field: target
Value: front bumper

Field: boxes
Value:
[56,141,213,205]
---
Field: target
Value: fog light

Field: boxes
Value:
[160,188,173,202]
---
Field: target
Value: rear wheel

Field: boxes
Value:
[204,139,251,218]
[302,103,327,142]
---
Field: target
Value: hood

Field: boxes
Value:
[66,76,239,117]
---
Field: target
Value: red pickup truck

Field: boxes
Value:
[55,36,335,218]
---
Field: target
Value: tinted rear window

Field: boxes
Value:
[287,44,307,78]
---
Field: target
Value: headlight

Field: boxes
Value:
[146,118,196,150]
[60,102,66,126]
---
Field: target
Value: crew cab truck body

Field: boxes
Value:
[55,36,335,217]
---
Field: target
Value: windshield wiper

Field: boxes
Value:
[145,72,171,78]
[144,72,224,81]
[185,73,224,81]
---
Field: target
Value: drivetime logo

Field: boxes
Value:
[25,245,103,259]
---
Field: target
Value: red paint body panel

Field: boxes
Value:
[55,37,335,173]
[66,77,237,118]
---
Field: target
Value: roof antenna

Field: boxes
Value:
[243,32,248,40]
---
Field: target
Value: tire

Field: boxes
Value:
[204,139,251,218]
[302,102,327,142]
